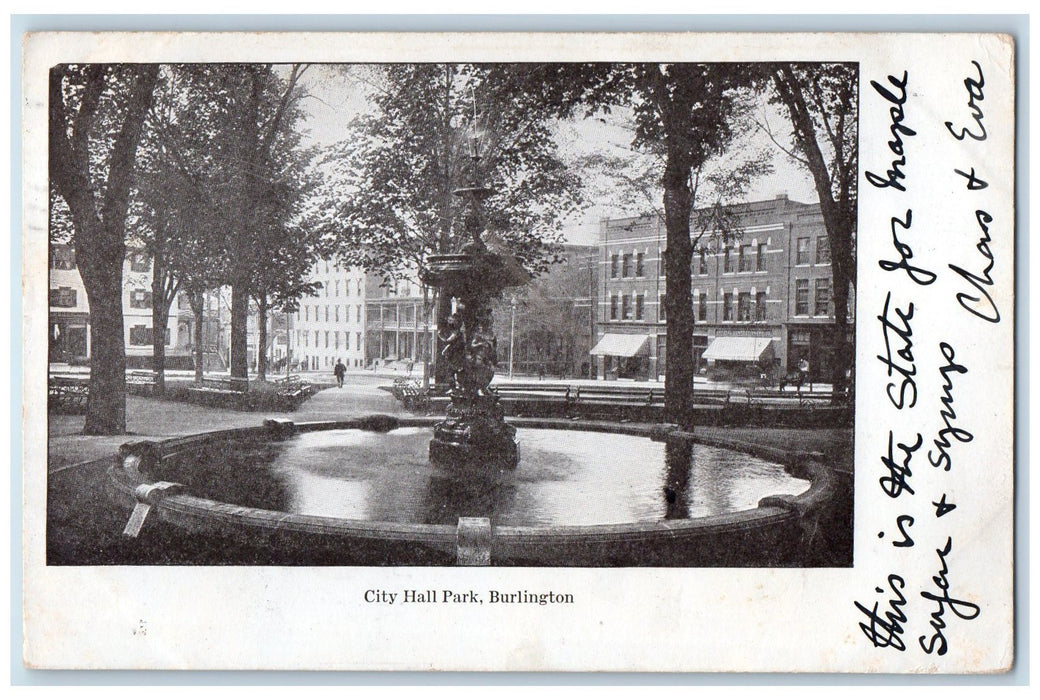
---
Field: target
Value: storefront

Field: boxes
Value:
[590,333,651,380]
[701,335,780,384]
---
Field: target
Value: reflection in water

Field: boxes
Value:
[663,439,691,520]
[172,428,809,527]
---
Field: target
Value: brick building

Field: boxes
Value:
[595,194,852,383]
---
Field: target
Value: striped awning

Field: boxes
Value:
[701,336,776,363]
[589,333,650,357]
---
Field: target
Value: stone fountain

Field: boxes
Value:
[422,160,528,470]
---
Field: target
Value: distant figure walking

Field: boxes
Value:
[334,359,347,389]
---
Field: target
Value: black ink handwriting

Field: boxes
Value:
[878,210,937,286]
[945,61,987,142]
[919,537,982,655]
[866,71,917,191]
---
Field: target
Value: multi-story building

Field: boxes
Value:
[291,259,367,372]
[491,244,598,379]
[49,245,191,369]
[364,274,434,370]
[595,194,851,383]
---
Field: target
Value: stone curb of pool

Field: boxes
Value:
[111,415,835,567]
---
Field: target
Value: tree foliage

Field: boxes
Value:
[311,64,587,281]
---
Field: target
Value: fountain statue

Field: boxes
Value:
[421,151,528,469]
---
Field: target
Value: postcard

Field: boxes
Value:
[22,30,1015,672]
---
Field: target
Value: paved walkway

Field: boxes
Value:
[48,380,403,472]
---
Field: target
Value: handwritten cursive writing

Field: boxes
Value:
[866,71,917,191]
[945,61,987,142]
[878,210,937,286]
[949,210,1000,323]
[877,292,918,409]
[919,537,982,655]
[929,342,973,471]
[856,575,909,651]
[881,431,922,498]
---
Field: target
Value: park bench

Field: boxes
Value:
[569,384,664,422]
[391,378,430,412]
[275,374,311,399]
[48,377,89,413]
[491,383,573,417]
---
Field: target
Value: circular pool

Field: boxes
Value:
[110,416,837,566]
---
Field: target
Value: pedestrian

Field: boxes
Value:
[334,358,346,389]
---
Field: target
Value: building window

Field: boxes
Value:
[357,332,362,349]
[129,289,152,309]
[756,242,766,271]
[610,254,619,278]
[795,279,810,315]
[305,306,309,322]
[345,332,350,350]
[796,237,811,265]
[130,253,150,272]
[659,294,667,322]
[325,331,330,348]
[622,294,632,320]
[50,245,76,270]
[49,287,77,308]
[334,331,340,350]
[737,292,752,321]
[622,253,632,277]
[723,292,733,321]
[698,249,707,275]
[610,294,618,320]
[815,278,832,316]
[698,292,707,322]
[738,244,752,272]
[816,236,831,264]
[635,252,645,277]
[356,305,362,324]
[755,291,767,321]
[335,306,340,323]
[723,245,733,273]
[635,293,644,320]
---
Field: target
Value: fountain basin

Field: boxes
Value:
[109,416,840,566]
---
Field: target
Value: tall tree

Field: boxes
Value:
[512,63,756,425]
[224,64,311,387]
[311,64,585,385]
[49,64,159,435]
[769,63,857,397]
[132,66,239,390]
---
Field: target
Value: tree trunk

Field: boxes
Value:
[49,64,159,435]
[772,67,856,404]
[230,281,249,390]
[256,299,268,382]
[662,150,695,427]
[150,255,167,396]
[80,257,127,435]
[189,289,205,383]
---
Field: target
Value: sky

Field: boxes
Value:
[295,65,819,246]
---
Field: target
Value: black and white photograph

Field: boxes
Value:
[22,30,1015,673]
[45,59,857,568]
